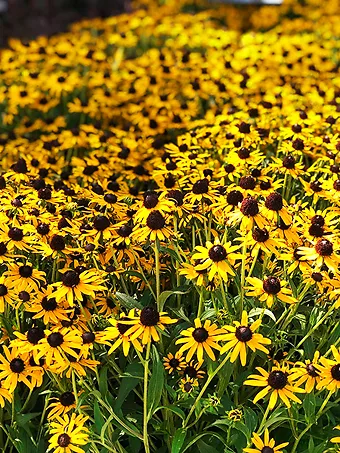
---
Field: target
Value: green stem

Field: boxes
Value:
[72,370,79,412]
[286,303,335,360]
[291,391,333,453]
[198,289,205,317]
[258,404,271,433]
[182,352,231,428]
[143,343,152,453]
[154,239,161,310]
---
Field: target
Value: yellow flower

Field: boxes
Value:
[48,412,89,453]
[192,239,240,282]
[244,429,289,453]
[244,364,305,410]
[218,311,271,366]
[176,318,225,362]
[246,276,296,308]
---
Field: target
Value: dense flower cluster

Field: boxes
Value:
[0,0,340,452]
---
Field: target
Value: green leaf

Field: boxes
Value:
[303,392,316,424]
[93,400,106,435]
[114,362,143,412]
[171,428,187,453]
[116,292,143,310]
[182,432,225,452]
[201,309,216,321]
[147,346,165,418]
[249,308,276,322]
[197,439,220,453]
[233,421,251,442]
[154,405,186,420]
[158,286,190,311]
[170,307,190,323]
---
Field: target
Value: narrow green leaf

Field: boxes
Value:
[159,287,190,311]
[147,346,164,418]
[171,428,187,453]
[116,292,143,310]
[114,362,143,412]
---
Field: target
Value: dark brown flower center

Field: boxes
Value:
[227,190,243,206]
[50,235,65,251]
[169,358,180,369]
[315,239,333,256]
[239,176,256,190]
[19,265,33,278]
[47,332,64,348]
[118,225,132,237]
[311,215,324,226]
[62,271,80,287]
[184,365,197,378]
[263,277,281,295]
[27,327,44,344]
[183,382,193,392]
[262,447,274,453]
[265,192,283,211]
[41,296,58,311]
[192,327,209,343]
[82,332,95,344]
[208,245,227,262]
[192,179,209,195]
[240,197,259,217]
[306,363,319,377]
[143,193,159,208]
[0,284,8,297]
[8,227,23,241]
[140,307,160,326]
[117,319,131,335]
[235,326,253,342]
[331,364,340,380]
[282,155,295,169]
[268,370,288,389]
[146,211,165,230]
[308,223,324,237]
[10,358,25,373]
[311,272,323,282]
[252,228,269,243]
[93,215,110,231]
[57,434,71,447]
[59,392,75,406]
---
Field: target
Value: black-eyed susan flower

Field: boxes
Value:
[0,380,13,407]
[246,276,296,308]
[35,327,82,367]
[50,268,106,307]
[47,391,77,420]
[98,310,143,356]
[4,262,46,292]
[176,318,225,362]
[0,347,35,392]
[133,210,172,242]
[316,346,340,392]
[163,352,186,374]
[244,429,289,453]
[192,239,240,282]
[330,426,340,444]
[297,238,340,274]
[244,364,305,410]
[48,412,89,453]
[218,311,271,366]
[123,306,177,345]
[179,377,199,394]
[290,351,321,393]
[181,360,205,379]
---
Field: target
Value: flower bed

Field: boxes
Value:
[0,0,340,452]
